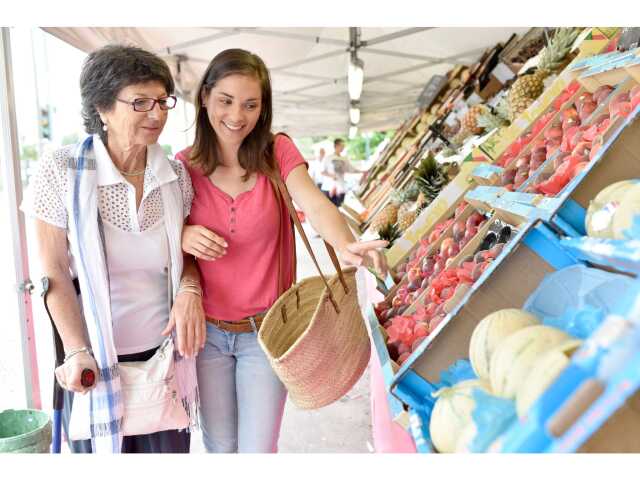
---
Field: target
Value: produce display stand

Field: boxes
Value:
[359,30,640,453]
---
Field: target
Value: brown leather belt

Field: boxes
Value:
[206,314,266,333]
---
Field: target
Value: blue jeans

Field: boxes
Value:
[196,322,288,453]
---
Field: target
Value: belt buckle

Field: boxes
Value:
[248,316,258,333]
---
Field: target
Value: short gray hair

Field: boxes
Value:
[79,45,175,143]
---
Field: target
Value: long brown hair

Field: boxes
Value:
[190,48,276,179]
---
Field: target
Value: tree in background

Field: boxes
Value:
[345,130,393,161]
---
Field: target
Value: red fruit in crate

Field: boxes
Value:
[504,183,515,191]
[411,336,428,353]
[420,276,430,290]
[571,141,591,157]
[458,239,468,250]
[576,92,594,107]
[421,256,435,273]
[429,315,445,332]
[490,241,506,257]
[440,287,455,300]
[506,142,522,157]
[537,172,568,196]
[530,156,546,172]
[597,118,611,134]
[579,100,597,121]
[452,220,466,241]
[398,342,411,356]
[414,321,429,338]
[455,202,468,218]
[446,243,460,259]
[500,168,517,186]
[562,116,581,132]
[593,85,614,105]
[567,81,581,95]
[398,352,411,365]
[407,267,421,284]
[553,153,568,170]
[582,124,600,142]
[440,237,455,254]
[571,161,589,179]
[466,212,484,229]
[464,225,478,241]
[427,229,440,245]
[515,157,530,171]
[391,295,404,308]
[613,102,633,118]
[433,259,445,276]
[514,170,529,187]
[544,123,563,141]
[522,133,534,145]
[562,107,580,121]
[407,279,421,292]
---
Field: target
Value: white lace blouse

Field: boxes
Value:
[22,136,194,354]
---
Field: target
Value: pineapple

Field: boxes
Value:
[377,222,401,247]
[477,100,510,132]
[369,201,400,233]
[413,153,449,207]
[460,105,487,136]
[397,210,417,232]
[507,28,581,120]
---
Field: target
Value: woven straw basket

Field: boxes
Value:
[258,265,370,409]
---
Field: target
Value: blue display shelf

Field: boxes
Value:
[560,237,640,276]
[494,280,640,452]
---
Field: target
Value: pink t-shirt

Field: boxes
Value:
[177,135,307,321]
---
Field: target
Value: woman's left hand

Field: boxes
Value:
[338,239,389,277]
[162,291,206,358]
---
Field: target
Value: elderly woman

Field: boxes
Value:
[22,45,203,453]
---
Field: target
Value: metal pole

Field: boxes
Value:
[0,27,41,409]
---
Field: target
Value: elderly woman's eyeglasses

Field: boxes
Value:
[117,96,177,112]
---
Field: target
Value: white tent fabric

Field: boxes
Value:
[43,27,529,137]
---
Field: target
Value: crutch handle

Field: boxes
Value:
[81,369,95,387]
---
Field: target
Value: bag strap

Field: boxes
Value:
[270,134,349,311]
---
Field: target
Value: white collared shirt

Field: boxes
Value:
[23,135,194,354]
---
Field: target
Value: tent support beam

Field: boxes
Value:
[0,27,41,410]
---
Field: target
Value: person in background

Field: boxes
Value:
[322,138,361,207]
[308,147,326,190]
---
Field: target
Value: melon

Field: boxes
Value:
[585,180,640,238]
[611,183,640,240]
[429,379,490,453]
[469,309,540,381]
[490,325,571,398]
[454,422,478,453]
[515,339,582,417]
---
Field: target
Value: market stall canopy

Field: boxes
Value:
[43,27,529,137]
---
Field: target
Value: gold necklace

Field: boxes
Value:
[118,167,146,177]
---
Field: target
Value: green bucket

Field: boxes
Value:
[0,409,52,453]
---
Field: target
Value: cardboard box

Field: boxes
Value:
[385,161,480,268]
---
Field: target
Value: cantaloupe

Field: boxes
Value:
[585,180,640,238]
[611,183,640,240]
[469,309,540,381]
[490,325,570,398]
[515,339,582,417]
[429,379,490,453]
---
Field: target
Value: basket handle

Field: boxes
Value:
[271,171,349,314]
